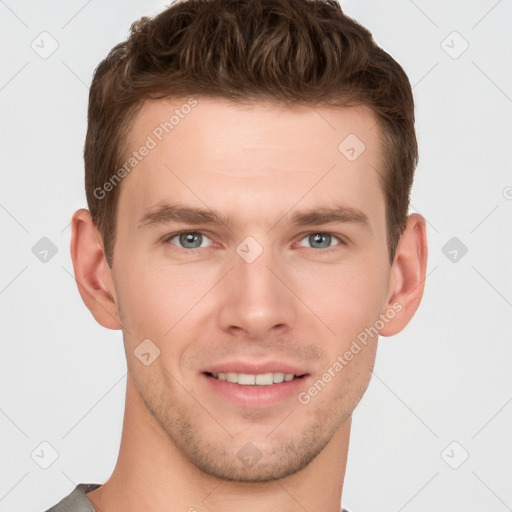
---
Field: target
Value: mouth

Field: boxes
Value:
[200,361,310,406]
[204,371,307,386]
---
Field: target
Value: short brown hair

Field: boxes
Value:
[84,0,418,267]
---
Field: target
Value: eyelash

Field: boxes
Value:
[162,231,346,254]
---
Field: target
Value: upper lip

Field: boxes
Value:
[202,360,309,376]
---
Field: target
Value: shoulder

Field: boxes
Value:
[42,483,101,512]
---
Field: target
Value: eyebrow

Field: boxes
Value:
[137,204,230,228]
[137,202,371,231]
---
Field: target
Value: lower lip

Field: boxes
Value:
[201,373,309,407]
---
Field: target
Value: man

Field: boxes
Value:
[45,0,427,510]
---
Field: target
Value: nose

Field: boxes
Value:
[217,242,298,341]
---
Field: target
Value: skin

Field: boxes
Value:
[71,97,427,512]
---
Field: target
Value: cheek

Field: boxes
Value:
[297,259,388,340]
[115,257,216,343]
[113,257,170,338]
[307,267,384,410]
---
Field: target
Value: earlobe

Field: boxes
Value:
[70,208,122,330]
[379,213,428,337]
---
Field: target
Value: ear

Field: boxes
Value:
[70,208,122,330]
[379,213,428,336]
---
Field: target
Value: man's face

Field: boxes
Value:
[111,97,393,481]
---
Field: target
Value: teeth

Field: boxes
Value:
[212,372,298,385]
[238,373,256,385]
[226,372,238,383]
[272,372,285,383]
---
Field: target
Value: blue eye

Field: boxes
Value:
[166,231,213,250]
[299,233,343,251]
[162,231,344,254]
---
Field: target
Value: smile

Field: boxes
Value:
[206,371,305,386]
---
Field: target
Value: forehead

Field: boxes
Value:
[117,96,385,230]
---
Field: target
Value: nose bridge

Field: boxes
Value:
[217,236,296,337]
[236,241,279,296]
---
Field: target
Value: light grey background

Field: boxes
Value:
[1,1,511,511]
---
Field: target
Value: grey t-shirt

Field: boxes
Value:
[43,483,352,511]
[43,484,100,512]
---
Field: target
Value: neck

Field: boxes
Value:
[87,376,351,512]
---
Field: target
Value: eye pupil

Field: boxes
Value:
[180,232,202,248]
[310,233,331,249]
